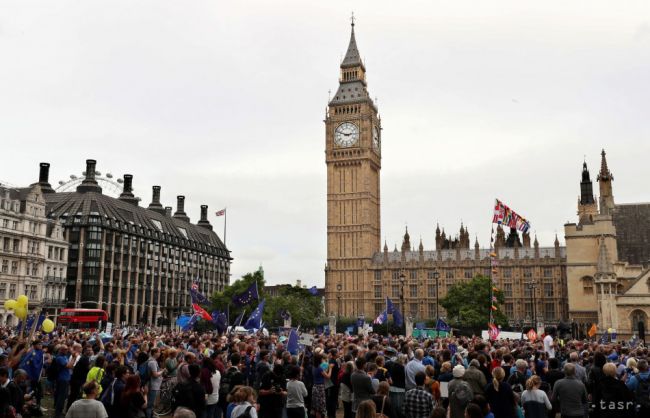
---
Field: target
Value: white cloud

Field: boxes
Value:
[1,0,649,285]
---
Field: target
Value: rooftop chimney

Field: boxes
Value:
[197,205,213,230]
[32,162,55,193]
[118,174,139,206]
[76,159,103,194]
[165,206,173,217]
[173,196,190,222]
[147,185,166,215]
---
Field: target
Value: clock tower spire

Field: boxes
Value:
[324,18,381,318]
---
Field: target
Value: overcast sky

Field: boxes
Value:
[1,1,649,286]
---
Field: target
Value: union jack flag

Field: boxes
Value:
[215,208,226,216]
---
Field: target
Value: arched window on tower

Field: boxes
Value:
[582,276,594,295]
[630,309,648,333]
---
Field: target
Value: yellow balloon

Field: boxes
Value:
[42,318,55,333]
[16,295,28,307]
[14,306,27,320]
[4,299,16,310]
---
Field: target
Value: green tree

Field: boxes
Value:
[440,275,508,328]
[210,268,266,322]
[264,285,324,329]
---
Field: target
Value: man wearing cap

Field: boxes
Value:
[449,365,473,418]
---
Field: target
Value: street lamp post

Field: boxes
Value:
[528,280,537,332]
[336,283,342,319]
[434,270,440,323]
[399,271,406,320]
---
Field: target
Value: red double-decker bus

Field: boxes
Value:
[57,309,109,330]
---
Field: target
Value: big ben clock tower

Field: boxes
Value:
[325,18,381,318]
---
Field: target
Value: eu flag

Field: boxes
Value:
[436,318,451,332]
[244,299,266,330]
[182,314,199,331]
[287,328,299,355]
[232,282,259,306]
[308,286,319,296]
[211,310,228,334]
[386,297,403,327]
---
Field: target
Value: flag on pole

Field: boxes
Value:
[308,286,319,296]
[244,299,266,330]
[588,323,598,337]
[492,199,531,233]
[215,208,226,216]
[386,297,403,327]
[231,310,246,328]
[287,328,299,355]
[190,281,210,305]
[436,318,451,332]
[232,282,259,306]
[182,314,199,331]
[488,323,500,340]
[373,311,387,325]
[192,303,213,321]
[211,310,228,334]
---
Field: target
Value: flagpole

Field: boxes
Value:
[386,296,389,337]
[224,208,227,247]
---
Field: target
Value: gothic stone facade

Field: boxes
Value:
[324,22,567,323]
[565,151,650,338]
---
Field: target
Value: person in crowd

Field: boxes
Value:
[67,344,91,409]
[520,375,551,418]
[231,386,258,418]
[339,360,354,418]
[87,355,106,395]
[485,367,516,418]
[0,386,17,418]
[386,353,407,418]
[593,362,634,418]
[625,359,650,418]
[201,356,221,418]
[406,349,426,391]
[465,359,488,397]
[449,365,473,418]
[258,363,286,418]
[54,345,75,418]
[173,363,206,417]
[286,365,308,418]
[568,352,587,384]
[65,381,108,418]
[356,399,377,418]
[372,381,395,418]
[404,371,435,418]
[121,374,148,418]
[552,363,588,418]
[351,356,375,416]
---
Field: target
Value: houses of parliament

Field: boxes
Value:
[323,20,650,336]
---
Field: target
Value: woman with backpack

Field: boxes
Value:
[231,386,258,418]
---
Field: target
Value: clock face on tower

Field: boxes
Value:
[334,122,359,147]
[372,126,380,152]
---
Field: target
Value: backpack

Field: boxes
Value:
[376,395,388,418]
[235,405,253,418]
[220,368,237,398]
[452,381,473,407]
[172,382,194,411]
[138,361,151,386]
[47,358,62,382]
[508,371,526,394]
[100,379,117,410]
[636,375,650,409]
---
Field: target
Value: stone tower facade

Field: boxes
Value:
[324,20,382,317]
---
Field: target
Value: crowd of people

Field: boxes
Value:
[0,325,648,418]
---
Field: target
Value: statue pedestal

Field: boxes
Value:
[329,315,337,334]
[405,316,414,338]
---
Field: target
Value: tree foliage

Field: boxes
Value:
[440,275,508,328]
[209,269,323,329]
